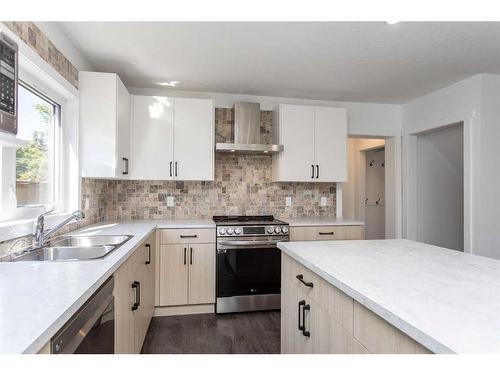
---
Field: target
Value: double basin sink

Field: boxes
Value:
[10,235,133,262]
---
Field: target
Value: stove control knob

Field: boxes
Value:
[282,226,289,234]
[218,228,226,235]
[234,228,242,235]
[267,226,274,234]
[274,227,281,234]
[227,228,234,235]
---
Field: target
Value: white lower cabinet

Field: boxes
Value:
[281,252,432,354]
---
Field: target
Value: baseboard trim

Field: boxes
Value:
[154,304,215,317]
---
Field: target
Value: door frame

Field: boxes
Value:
[338,129,402,239]
[403,110,479,253]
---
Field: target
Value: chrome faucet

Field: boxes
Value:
[33,210,85,248]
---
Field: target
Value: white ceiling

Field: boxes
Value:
[57,22,500,104]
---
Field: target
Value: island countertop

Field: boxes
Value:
[278,239,500,354]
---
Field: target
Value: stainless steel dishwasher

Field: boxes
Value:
[51,277,114,354]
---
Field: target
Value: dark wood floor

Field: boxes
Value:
[141,311,280,354]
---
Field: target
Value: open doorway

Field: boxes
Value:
[343,138,389,239]
[415,123,464,251]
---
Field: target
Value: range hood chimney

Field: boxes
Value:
[215,102,284,154]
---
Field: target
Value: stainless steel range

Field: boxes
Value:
[214,215,289,314]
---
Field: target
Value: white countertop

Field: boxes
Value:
[0,219,214,354]
[282,217,364,227]
[278,239,500,353]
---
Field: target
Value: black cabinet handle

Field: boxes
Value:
[131,281,140,311]
[145,243,151,265]
[302,303,311,337]
[183,247,187,265]
[298,300,305,332]
[180,235,198,239]
[122,157,129,175]
[318,232,334,236]
[316,164,319,179]
[175,161,178,177]
[296,274,314,288]
[311,164,314,179]
[169,161,173,177]
[190,247,193,265]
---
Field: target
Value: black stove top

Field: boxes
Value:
[213,215,288,226]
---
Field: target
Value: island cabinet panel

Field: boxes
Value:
[353,302,431,354]
[289,225,365,241]
[114,233,156,354]
[157,229,216,312]
[281,252,432,354]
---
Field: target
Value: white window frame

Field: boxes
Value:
[0,24,80,242]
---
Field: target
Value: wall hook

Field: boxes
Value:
[365,198,368,205]
[376,197,381,205]
[369,160,375,167]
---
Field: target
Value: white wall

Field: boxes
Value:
[416,124,464,251]
[129,87,402,136]
[402,73,500,259]
[365,148,385,239]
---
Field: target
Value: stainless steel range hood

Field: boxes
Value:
[216,102,283,154]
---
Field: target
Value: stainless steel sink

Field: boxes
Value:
[48,235,132,247]
[10,235,133,262]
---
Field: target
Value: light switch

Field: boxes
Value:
[320,197,327,206]
[286,197,292,207]
[167,196,175,207]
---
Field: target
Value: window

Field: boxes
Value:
[15,83,60,207]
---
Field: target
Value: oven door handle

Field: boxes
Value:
[217,239,286,247]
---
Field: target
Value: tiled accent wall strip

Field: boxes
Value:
[2,21,79,88]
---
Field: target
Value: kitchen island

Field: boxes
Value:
[278,239,500,354]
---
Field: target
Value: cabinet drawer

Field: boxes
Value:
[282,253,353,333]
[160,228,215,244]
[289,226,347,241]
[353,301,431,354]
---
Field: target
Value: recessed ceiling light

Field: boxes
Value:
[386,21,400,25]
[157,81,180,87]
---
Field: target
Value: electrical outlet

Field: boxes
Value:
[167,196,175,207]
[286,197,292,207]
[320,197,327,206]
[84,197,90,210]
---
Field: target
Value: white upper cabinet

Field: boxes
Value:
[173,98,214,181]
[272,104,347,182]
[129,95,214,181]
[314,106,347,182]
[130,95,174,180]
[80,72,131,178]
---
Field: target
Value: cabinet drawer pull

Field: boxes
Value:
[190,247,193,265]
[131,281,140,311]
[316,164,319,179]
[311,164,314,179]
[318,231,334,236]
[302,303,311,337]
[175,161,178,177]
[169,161,173,177]
[145,243,151,265]
[180,234,198,239]
[296,274,314,288]
[298,300,305,332]
[183,247,187,265]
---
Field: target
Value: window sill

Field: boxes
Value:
[0,211,76,243]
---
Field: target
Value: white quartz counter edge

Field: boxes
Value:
[0,219,215,354]
[282,218,364,227]
[278,242,452,354]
